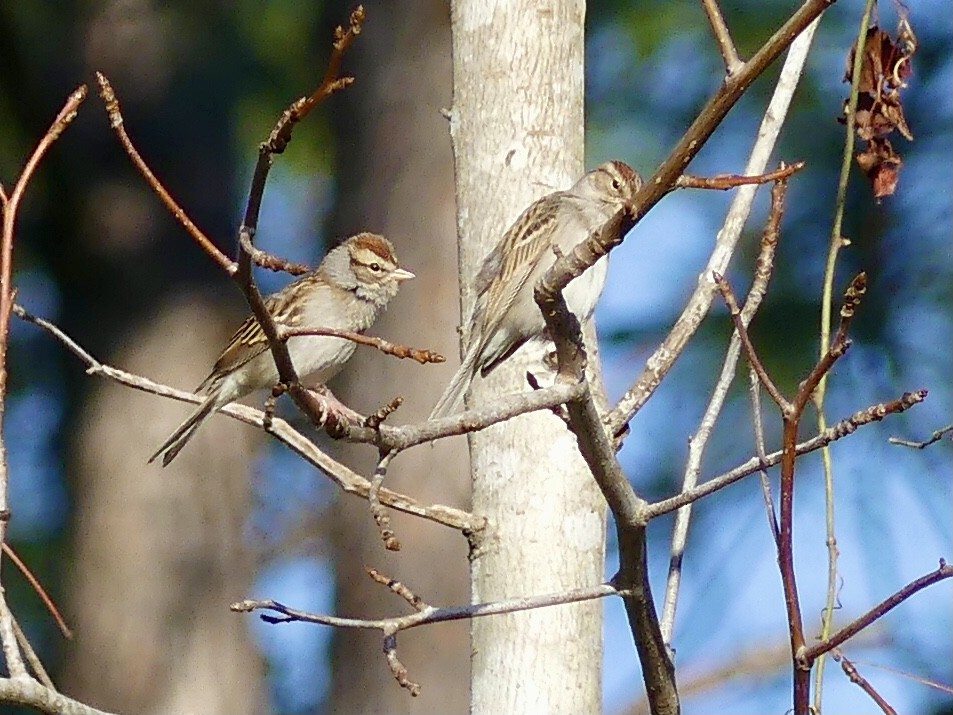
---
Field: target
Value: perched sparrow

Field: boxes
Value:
[150,233,414,466]
[429,161,641,419]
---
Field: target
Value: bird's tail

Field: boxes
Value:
[148,393,221,467]
[428,345,481,420]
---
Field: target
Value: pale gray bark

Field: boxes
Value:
[449,2,606,713]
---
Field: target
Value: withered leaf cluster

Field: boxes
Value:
[842,18,917,199]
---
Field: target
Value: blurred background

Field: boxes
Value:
[0,1,949,714]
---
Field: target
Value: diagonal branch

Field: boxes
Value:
[535,210,675,714]
[800,561,953,663]
[607,9,828,439]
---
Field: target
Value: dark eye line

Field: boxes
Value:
[353,258,388,272]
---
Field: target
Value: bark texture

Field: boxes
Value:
[449,2,606,713]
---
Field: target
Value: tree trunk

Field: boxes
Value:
[449,2,606,713]
[325,1,471,713]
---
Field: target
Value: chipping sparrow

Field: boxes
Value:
[429,161,641,419]
[150,233,414,466]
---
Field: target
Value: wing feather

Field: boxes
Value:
[468,194,561,358]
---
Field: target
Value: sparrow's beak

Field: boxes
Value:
[393,268,415,282]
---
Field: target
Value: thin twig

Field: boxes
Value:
[713,272,788,409]
[0,82,87,682]
[812,2,877,705]
[607,11,827,438]
[11,616,55,690]
[660,177,786,645]
[888,423,953,449]
[646,390,927,519]
[280,327,444,364]
[95,73,235,275]
[675,161,804,190]
[800,560,953,663]
[701,0,744,74]
[366,568,427,612]
[750,366,781,546]
[832,650,898,715]
[2,543,72,639]
[369,450,400,551]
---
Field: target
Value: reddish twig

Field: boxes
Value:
[0,83,87,680]
[832,650,898,715]
[260,6,365,158]
[677,161,805,190]
[280,327,444,364]
[1,543,72,640]
[232,8,366,441]
[715,271,870,714]
[801,560,953,663]
[95,73,235,275]
[1,84,87,406]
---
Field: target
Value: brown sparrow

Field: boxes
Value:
[429,161,641,419]
[150,233,414,466]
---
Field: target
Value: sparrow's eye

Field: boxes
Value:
[611,178,622,191]
[369,262,383,273]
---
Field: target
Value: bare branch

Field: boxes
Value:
[608,11,827,438]
[280,326,445,364]
[0,678,121,715]
[369,450,401,551]
[661,179,785,644]
[889,423,953,448]
[367,568,428,612]
[535,193,673,713]
[234,579,627,697]
[95,73,235,275]
[676,161,805,190]
[701,0,743,74]
[240,239,311,275]
[233,581,626,630]
[713,271,789,410]
[646,390,928,518]
[2,543,72,640]
[0,82,87,683]
[12,303,481,534]
[832,650,898,715]
[800,560,953,663]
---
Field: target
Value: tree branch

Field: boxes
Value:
[0,82,87,683]
[607,8,828,439]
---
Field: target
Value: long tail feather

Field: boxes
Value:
[429,346,481,420]
[149,393,220,467]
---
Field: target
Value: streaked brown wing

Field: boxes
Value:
[206,290,290,379]
[471,194,560,350]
